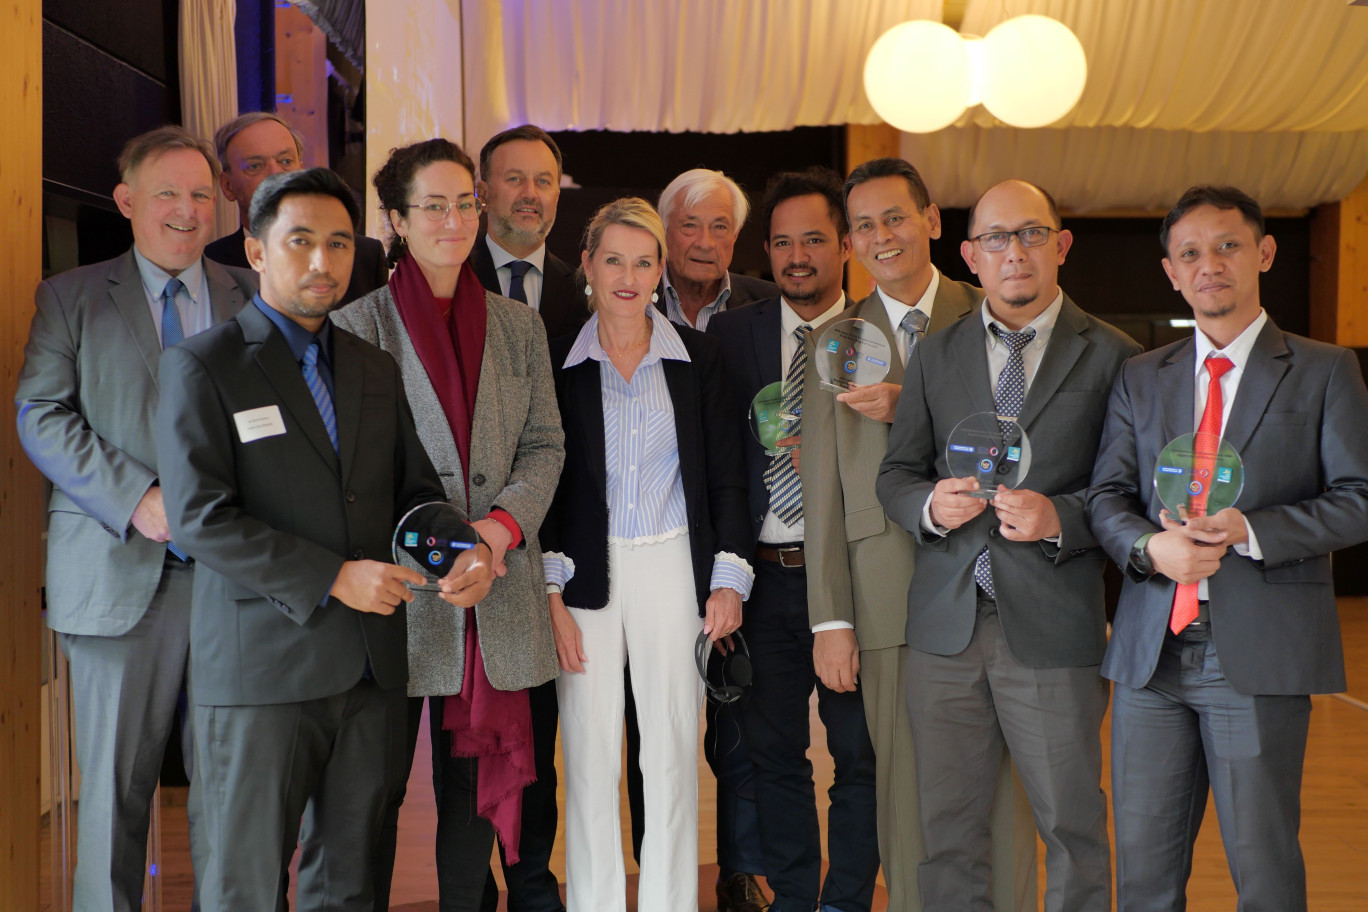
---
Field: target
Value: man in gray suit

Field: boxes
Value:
[155,168,494,911]
[804,158,1036,912]
[1088,185,1368,911]
[877,180,1139,911]
[16,125,256,912]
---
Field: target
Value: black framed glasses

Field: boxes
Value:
[407,196,486,223]
[969,226,1057,252]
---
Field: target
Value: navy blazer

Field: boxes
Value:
[540,324,749,613]
[469,234,588,341]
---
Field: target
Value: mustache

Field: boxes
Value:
[299,273,339,289]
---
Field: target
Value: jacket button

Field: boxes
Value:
[472,474,486,486]
[989,526,999,537]
[346,491,356,503]
[352,549,364,560]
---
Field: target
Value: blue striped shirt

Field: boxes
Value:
[544,306,753,599]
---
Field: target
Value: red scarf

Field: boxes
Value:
[388,255,534,861]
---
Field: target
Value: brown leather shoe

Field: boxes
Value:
[716,871,770,912]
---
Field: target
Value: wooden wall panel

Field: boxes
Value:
[1310,173,1368,347]
[844,123,901,301]
[275,5,329,169]
[0,0,46,908]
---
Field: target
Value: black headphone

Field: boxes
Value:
[695,630,753,704]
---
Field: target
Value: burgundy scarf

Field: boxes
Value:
[389,255,535,862]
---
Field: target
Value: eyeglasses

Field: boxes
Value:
[406,196,486,222]
[969,226,1057,253]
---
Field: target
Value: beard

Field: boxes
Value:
[490,207,550,246]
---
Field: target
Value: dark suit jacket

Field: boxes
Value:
[540,324,749,613]
[155,302,444,706]
[1088,319,1368,695]
[876,295,1141,668]
[206,227,388,306]
[469,234,587,341]
[654,271,779,326]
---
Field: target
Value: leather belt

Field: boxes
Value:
[756,544,805,568]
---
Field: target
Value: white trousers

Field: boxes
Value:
[557,533,704,912]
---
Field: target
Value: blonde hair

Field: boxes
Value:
[118,125,219,184]
[580,197,667,311]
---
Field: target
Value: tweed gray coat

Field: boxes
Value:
[332,285,563,694]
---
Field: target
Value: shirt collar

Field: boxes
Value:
[876,268,940,331]
[563,302,691,369]
[980,288,1064,349]
[780,294,846,336]
[133,246,205,305]
[485,234,547,275]
[252,294,333,365]
[662,265,733,323]
[1194,309,1267,375]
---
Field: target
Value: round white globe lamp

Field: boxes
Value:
[863,21,971,134]
[978,15,1087,128]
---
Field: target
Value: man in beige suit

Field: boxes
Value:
[802,158,1036,911]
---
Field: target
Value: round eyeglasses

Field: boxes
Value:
[406,196,486,223]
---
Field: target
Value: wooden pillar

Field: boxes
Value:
[1309,173,1368,346]
[0,0,45,907]
[844,123,901,300]
[275,4,329,168]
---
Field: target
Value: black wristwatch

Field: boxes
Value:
[1128,532,1156,578]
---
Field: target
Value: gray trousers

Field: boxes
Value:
[61,556,200,912]
[905,596,1112,912]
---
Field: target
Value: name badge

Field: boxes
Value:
[234,405,287,443]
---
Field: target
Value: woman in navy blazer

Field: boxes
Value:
[540,198,752,911]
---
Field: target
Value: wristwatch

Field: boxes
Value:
[1128,532,1156,578]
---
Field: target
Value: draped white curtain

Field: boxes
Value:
[180,0,240,240]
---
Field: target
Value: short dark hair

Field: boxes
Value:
[1160,185,1265,254]
[759,167,849,241]
[373,138,477,266]
[248,167,361,239]
[844,157,931,212]
[966,180,1061,237]
[478,124,563,182]
[117,125,219,184]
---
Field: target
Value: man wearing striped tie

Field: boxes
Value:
[709,167,880,912]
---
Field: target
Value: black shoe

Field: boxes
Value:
[716,872,770,912]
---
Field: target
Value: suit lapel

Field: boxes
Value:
[927,275,976,336]
[858,293,903,386]
[240,306,342,475]
[1018,296,1087,432]
[663,357,699,511]
[332,331,363,482]
[469,322,499,480]
[204,257,250,324]
[109,251,164,384]
[569,361,608,498]
[752,299,783,385]
[1221,321,1290,453]
[1158,338,1197,444]
[950,316,997,416]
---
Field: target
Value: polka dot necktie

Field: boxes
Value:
[900,308,929,366]
[506,260,533,305]
[762,324,812,526]
[973,325,1036,599]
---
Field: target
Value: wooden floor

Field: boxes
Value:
[41,599,1368,910]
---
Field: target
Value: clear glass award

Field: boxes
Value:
[945,411,1032,498]
[1153,432,1244,520]
[814,318,893,392]
[750,381,799,455]
[392,502,482,592]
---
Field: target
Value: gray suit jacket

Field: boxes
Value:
[1088,320,1368,695]
[803,278,977,650]
[877,295,1141,668]
[16,248,256,636]
[332,286,563,694]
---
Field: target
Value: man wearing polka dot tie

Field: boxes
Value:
[1088,185,1368,912]
[877,180,1140,912]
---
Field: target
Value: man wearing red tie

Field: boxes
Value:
[1088,185,1368,911]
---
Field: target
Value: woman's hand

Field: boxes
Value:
[437,543,495,607]
[703,587,743,642]
[549,592,588,673]
[470,518,511,577]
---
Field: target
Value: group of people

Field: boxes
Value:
[16,111,1368,912]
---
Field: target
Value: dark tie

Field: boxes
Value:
[506,260,533,305]
[302,341,339,453]
[1170,354,1235,632]
[762,324,811,527]
[900,308,929,366]
[161,277,185,349]
[973,325,1037,598]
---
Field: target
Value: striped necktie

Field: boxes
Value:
[302,341,339,453]
[762,324,811,526]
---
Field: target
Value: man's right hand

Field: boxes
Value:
[1147,513,1226,585]
[131,485,172,542]
[928,477,988,530]
[814,627,861,693]
[329,560,425,615]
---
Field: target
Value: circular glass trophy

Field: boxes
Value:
[392,502,482,592]
[1153,432,1244,520]
[814,318,894,392]
[750,381,799,455]
[945,411,1032,498]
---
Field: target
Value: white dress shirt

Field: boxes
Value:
[133,248,213,344]
[876,268,941,364]
[485,234,547,311]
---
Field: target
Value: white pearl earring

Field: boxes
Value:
[651,292,659,304]
[584,284,592,297]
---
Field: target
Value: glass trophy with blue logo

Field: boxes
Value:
[945,411,1032,498]
[750,380,799,455]
[392,502,482,591]
[814,318,893,392]
[1153,432,1244,520]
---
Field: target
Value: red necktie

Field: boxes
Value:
[1170,354,1235,633]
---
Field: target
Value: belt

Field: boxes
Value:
[756,543,805,568]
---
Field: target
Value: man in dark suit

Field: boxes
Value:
[804,158,1037,912]
[472,124,586,342]
[877,180,1139,912]
[654,167,777,331]
[155,168,493,911]
[1087,185,1368,911]
[205,112,388,304]
[16,125,256,912]
[709,167,880,912]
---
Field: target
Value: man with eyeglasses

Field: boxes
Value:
[206,112,388,305]
[877,180,1138,912]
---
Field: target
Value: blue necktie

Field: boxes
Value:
[159,277,191,561]
[506,260,533,305]
[302,341,339,453]
[762,324,811,526]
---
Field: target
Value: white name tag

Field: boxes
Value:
[233,405,287,443]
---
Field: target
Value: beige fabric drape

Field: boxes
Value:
[179,0,240,241]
